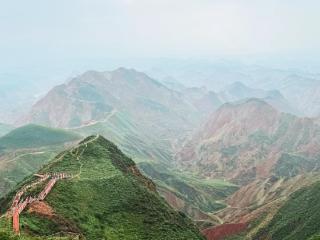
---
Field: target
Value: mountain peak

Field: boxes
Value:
[226,81,249,90]
[113,67,138,73]
[0,136,204,239]
[218,97,277,113]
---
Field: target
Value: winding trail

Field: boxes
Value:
[4,152,46,164]
[11,173,71,234]
[73,134,99,179]
[67,109,118,129]
[0,135,101,235]
[8,135,100,235]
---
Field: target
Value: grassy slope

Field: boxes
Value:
[0,123,13,137]
[0,125,80,198]
[76,111,172,163]
[77,111,237,224]
[254,180,320,240]
[0,148,62,198]
[2,136,204,240]
[0,124,80,150]
[139,162,238,213]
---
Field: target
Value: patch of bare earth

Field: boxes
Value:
[202,223,247,240]
[27,201,54,217]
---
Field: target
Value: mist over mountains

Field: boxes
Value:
[3,58,320,126]
[1,62,320,240]
[2,0,320,238]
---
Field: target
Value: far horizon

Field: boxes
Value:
[1,2,320,240]
[2,0,320,87]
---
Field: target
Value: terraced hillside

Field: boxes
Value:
[0,125,81,198]
[0,136,204,240]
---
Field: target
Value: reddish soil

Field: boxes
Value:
[160,189,185,210]
[28,201,54,217]
[202,223,247,240]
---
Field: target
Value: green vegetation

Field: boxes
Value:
[0,217,72,240]
[0,125,80,198]
[139,162,238,213]
[0,123,13,137]
[0,148,61,198]
[309,235,320,240]
[273,153,319,178]
[0,231,74,240]
[254,181,320,240]
[0,124,80,150]
[77,111,172,163]
[1,136,204,239]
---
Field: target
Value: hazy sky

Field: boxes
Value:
[1,0,320,75]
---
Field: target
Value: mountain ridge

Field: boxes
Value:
[0,135,205,240]
[176,98,320,184]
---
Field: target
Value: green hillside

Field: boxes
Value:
[0,125,80,198]
[0,136,204,240]
[0,148,61,198]
[77,111,172,164]
[254,180,320,240]
[139,161,238,213]
[0,124,80,150]
[0,123,13,137]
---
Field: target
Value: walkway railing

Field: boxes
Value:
[11,172,71,234]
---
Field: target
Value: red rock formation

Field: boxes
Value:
[202,223,247,240]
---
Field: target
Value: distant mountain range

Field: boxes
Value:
[2,67,320,239]
[164,80,299,116]
[18,68,229,166]
[217,81,299,115]
[176,98,320,185]
[20,68,197,128]
[174,98,320,239]
[148,60,320,117]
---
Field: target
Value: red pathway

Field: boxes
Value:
[11,173,71,234]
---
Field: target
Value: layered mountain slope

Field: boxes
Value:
[0,125,80,198]
[19,68,219,162]
[253,180,320,240]
[147,60,320,117]
[20,68,198,131]
[16,69,233,227]
[75,111,173,163]
[176,99,320,184]
[218,82,298,115]
[139,161,238,228]
[0,136,204,240]
[180,87,222,115]
[218,81,275,102]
